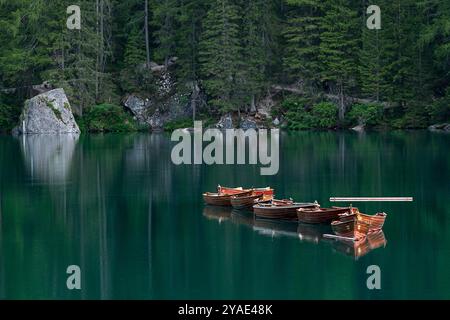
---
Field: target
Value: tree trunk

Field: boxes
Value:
[250,95,256,113]
[145,0,151,68]
[191,82,199,122]
[339,81,345,121]
[95,0,100,100]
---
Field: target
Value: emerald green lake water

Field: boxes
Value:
[0,131,449,299]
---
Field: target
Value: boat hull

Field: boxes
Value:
[254,202,319,220]
[297,207,352,224]
[230,194,263,210]
[203,190,252,206]
[357,212,387,231]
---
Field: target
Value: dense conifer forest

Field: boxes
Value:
[0,0,449,132]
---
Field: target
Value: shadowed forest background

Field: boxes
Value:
[1,0,449,132]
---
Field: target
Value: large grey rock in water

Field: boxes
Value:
[16,88,80,134]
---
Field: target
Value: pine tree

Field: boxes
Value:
[359,0,384,102]
[283,0,323,87]
[45,0,117,113]
[199,0,243,112]
[319,0,359,120]
[0,0,55,96]
[240,0,279,111]
[175,0,210,120]
[152,0,179,66]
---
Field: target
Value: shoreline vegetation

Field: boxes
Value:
[1,1,449,134]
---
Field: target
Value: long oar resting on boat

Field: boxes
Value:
[253,200,319,220]
[230,187,274,210]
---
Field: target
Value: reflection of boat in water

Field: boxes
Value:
[253,219,299,238]
[230,210,255,226]
[203,206,388,260]
[297,223,331,244]
[324,230,387,260]
[202,206,232,223]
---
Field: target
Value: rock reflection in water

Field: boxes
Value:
[19,134,79,184]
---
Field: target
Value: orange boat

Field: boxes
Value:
[331,207,387,232]
[230,187,274,210]
[330,208,387,241]
[203,186,252,206]
[357,212,387,232]
[217,186,247,195]
[254,200,319,220]
[297,207,353,224]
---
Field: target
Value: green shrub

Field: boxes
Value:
[279,98,338,130]
[79,104,138,133]
[310,102,338,128]
[427,90,450,123]
[0,103,21,132]
[390,112,429,129]
[348,104,383,127]
[279,97,313,130]
[164,118,193,131]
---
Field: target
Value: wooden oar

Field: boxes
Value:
[323,234,357,242]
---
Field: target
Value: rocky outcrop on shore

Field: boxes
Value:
[13,88,80,134]
[428,123,450,132]
[215,114,234,129]
[351,124,366,132]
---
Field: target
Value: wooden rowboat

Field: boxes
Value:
[297,207,352,224]
[231,193,264,210]
[217,185,246,195]
[203,188,253,206]
[331,219,370,240]
[254,200,319,220]
[332,207,387,232]
[230,187,274,210]
[203,190,252,206]
[252,187,274,197]
[357,212,387,231]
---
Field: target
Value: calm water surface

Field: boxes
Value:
[0,131,449,299]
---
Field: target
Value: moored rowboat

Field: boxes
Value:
[297,207,352,224]
[231,193,264,210]
[331,219,370,239]
[230,187,274,210]
[203,187,253,206]
[357,212,387,231]
[254,200,319,220]
[217,185,246,195]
